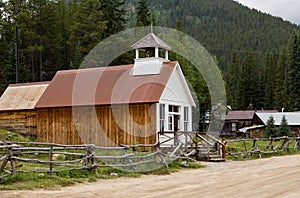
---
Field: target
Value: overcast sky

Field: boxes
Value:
[236,0,300,25]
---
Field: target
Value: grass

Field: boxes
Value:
[225,138,300,161]
[0,160,205,190]
[0,128,32,142]
[0,129,205,190]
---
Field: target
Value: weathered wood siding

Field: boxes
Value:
[0,110,37,135]
[36,104,156,146]
[248,128,265,138]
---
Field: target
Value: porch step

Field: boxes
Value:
[207,153,226,162]
[208,157,226,162]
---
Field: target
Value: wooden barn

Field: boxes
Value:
[0,82,49,136]
[35,33,196,146]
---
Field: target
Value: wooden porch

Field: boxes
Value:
[158,131,226,162]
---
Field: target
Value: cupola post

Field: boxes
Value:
[155,47,159,58]
[165,50,169,60]
[135,49,139,59]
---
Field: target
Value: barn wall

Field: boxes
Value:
[36,104,157,146]
[248,128,265,138]
[0,110,37,135]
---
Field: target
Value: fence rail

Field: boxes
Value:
[0,141,170,181]
[225,136,300,158]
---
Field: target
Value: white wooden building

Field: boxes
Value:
[131,33,196,146]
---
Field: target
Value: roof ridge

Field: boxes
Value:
[56,64,134,74]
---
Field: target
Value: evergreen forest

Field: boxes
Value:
[0,0,300,122]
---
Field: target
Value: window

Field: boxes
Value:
[231,123,237,132]
[169,105,179,113]
[159,104,165,131]
[184,107,189,131]
[168,115,173,131]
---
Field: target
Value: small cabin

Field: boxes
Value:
[34,33,196,146]
[221,110,278,137]
[0,82,49,136]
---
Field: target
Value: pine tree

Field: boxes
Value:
[264,116,277,138]
[226,53,240,110]
[239,51,261,110]
[101,0,126,37]
[264,52,277,109]
[136,0,152,26]
[286,31,300,111]
[70,0,107,68]
[4,40,30,85]
[274,48,288,110]
[277,115,291,137]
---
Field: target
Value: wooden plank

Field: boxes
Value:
[35,103,157,146]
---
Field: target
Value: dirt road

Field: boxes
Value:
[2,155,300,198]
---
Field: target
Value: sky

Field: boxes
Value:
[236,0,300,25]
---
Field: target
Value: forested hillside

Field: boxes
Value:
[127,0,298,70]
[127,0,300,112]
[0,0,299,123]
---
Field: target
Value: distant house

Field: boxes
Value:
[221,110,278,136]
[221,110,257,136]
[0,82,49,136]
[255,112,300,136]
[33,33,196,146]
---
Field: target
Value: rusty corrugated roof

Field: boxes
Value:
[0,82,49,111]
[225,111,255,120]
[226,110,278,121]
[35,62,177,108]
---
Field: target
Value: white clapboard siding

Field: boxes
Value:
[160,65,194,106]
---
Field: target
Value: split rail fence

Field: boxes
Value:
[225,136,300,158]
[0,141,171,181]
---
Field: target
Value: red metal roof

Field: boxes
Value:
[225,111,255,120]
[225,110,278,121]
[35,62,177,108]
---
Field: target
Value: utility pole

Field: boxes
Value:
[15,25,20,83]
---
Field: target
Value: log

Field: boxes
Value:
[170,143,183,157]
[93,153,134,160]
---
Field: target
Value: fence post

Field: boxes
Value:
[49,145,53,173]
[0,148,11,173]
[243,140,248,152]
[195,132,198,150]
[0,146,17,174]
[222,138,226,159]
[9,148,16,174]
[294,137,300,150]
[85,144,95,168]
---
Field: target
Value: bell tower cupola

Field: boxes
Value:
[131,33,171,76]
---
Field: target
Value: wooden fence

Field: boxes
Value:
[225,136,300,158]
[0,141,171,181]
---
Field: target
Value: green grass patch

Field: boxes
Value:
[0,128,32,142]
[0,172,84,190]
[0,160,205,190]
